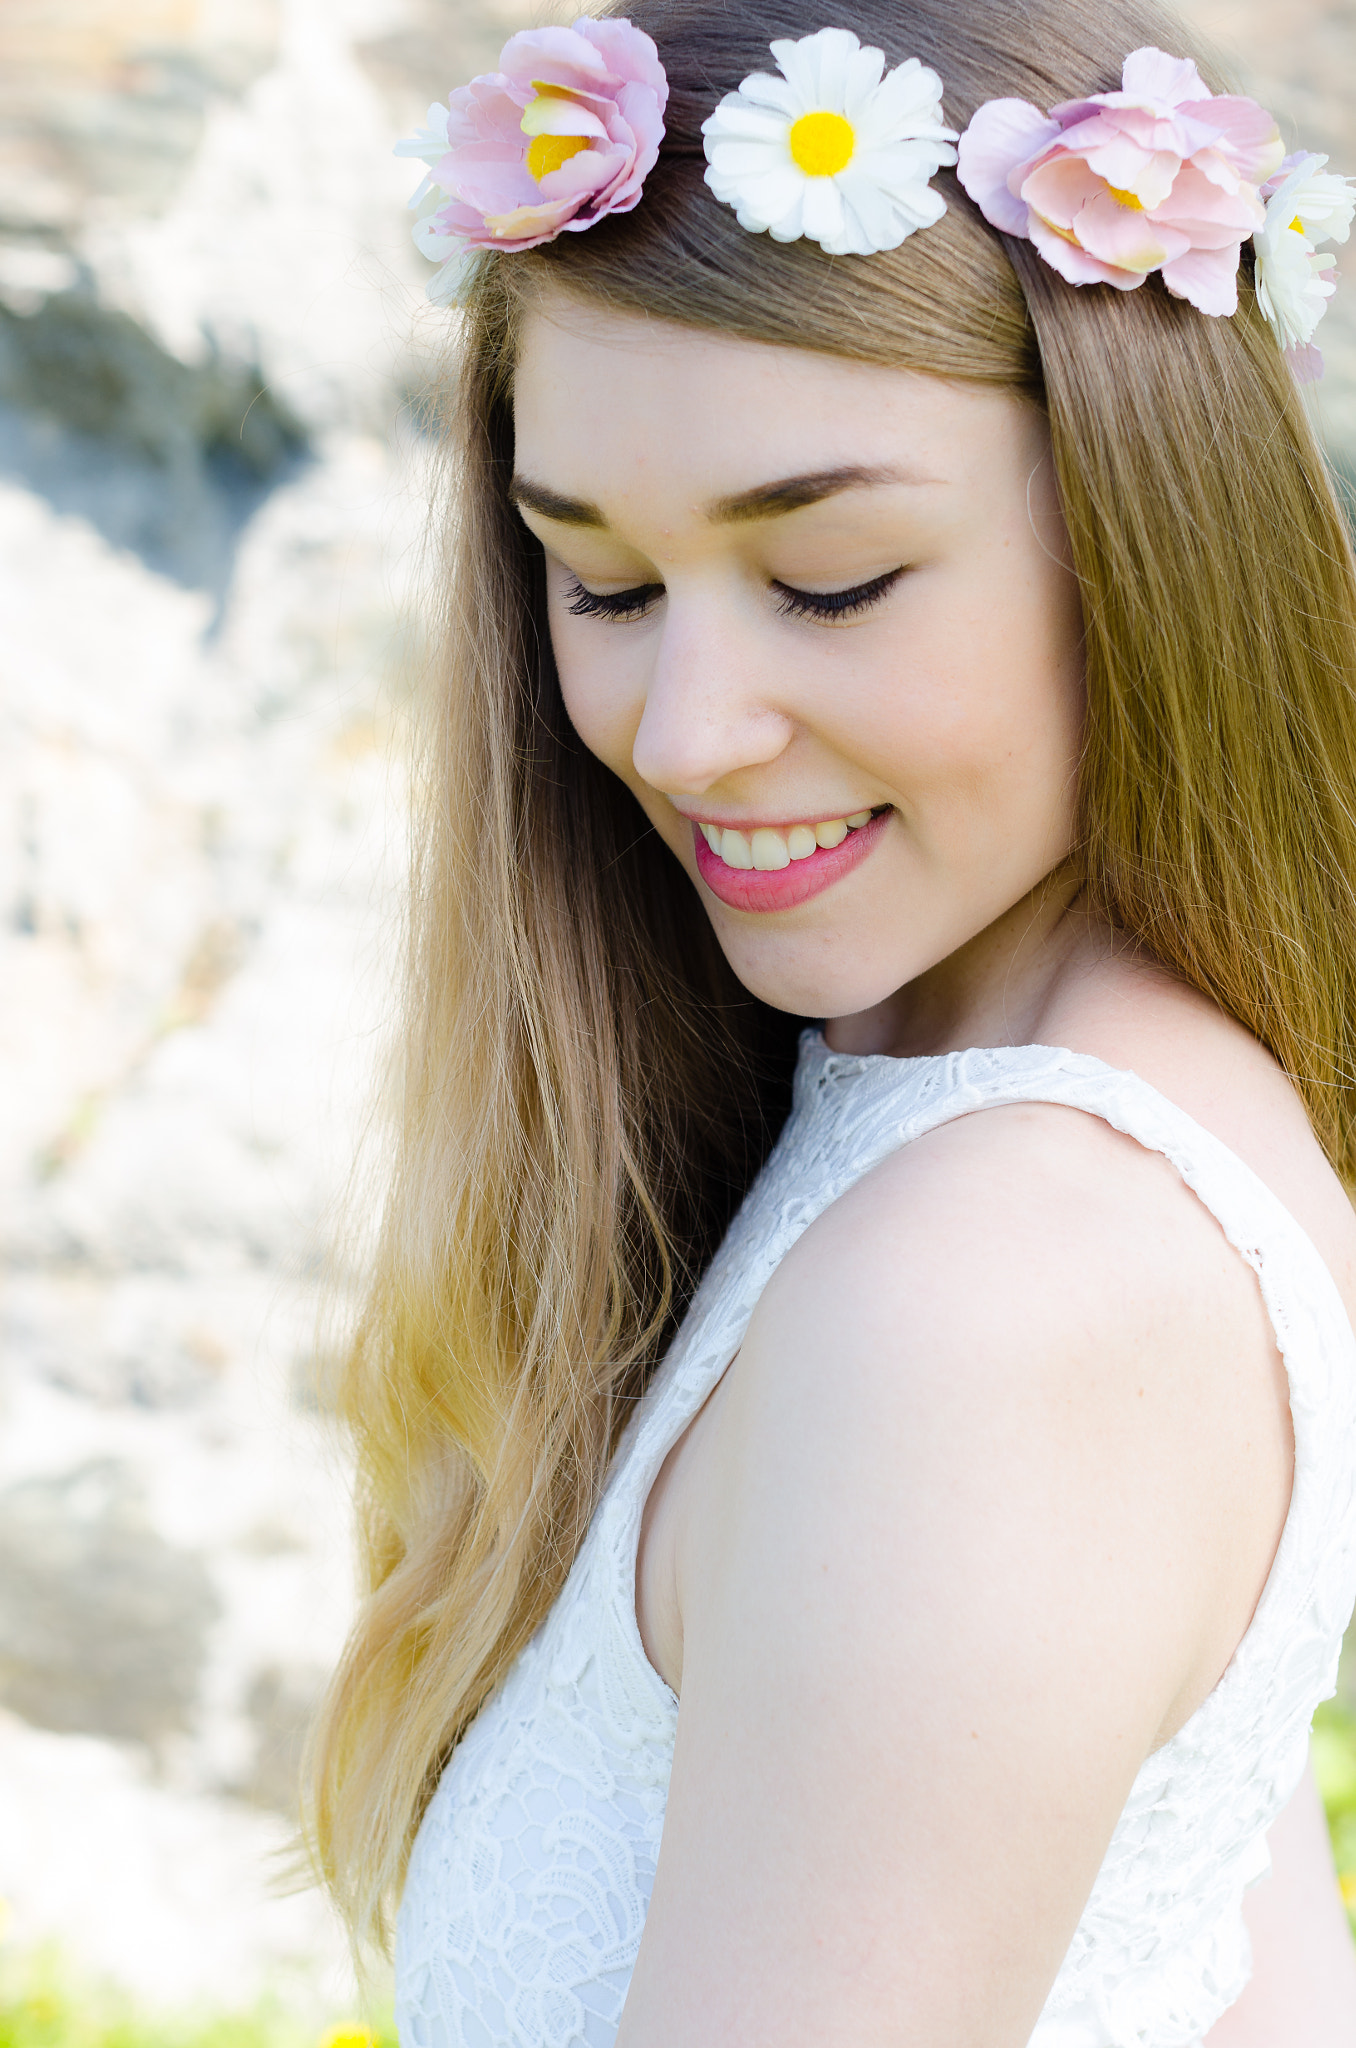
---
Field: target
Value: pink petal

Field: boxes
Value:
[1285,342,1325,383]
[1180,95,1283,184]
[435,193,572,250]
[956,98,1062,234]
[543,142,627,207]
[497,25,618,95]
[454,157,542,215]
[1152,161,1262,239]
[1159,240,1241,314]
[1083,105,1198,158]
[1021,151,1108,231]
[480,199,578,248]
[1119,46,1207,109]
[612,76,665,175]
[1027,211,1142,288]
[446,76,530,150]
[1072,187,1182,270]
[1079,131,1181,210]
[576,16,668,109]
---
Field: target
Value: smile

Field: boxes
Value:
[696,809,875,870]
[690,806,891,914]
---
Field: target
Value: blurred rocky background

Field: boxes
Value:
[0,0,541,2017]
[0,0,1352,2024]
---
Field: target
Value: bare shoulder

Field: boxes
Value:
[676,1061,1293,1729]
[1035,946,1356,1317]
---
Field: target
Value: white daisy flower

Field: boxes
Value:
[395,102,453,213]
[702,28,959,257]
[1254,151,1355,364]
[396,104,477,304]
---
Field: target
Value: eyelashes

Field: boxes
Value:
[565,580,664,622]
[773,568,903,620]
[562,567,904,625]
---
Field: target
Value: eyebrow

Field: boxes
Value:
[508,463,931,530]
[708,464,924,523]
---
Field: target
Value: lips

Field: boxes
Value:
[691,807,890,912]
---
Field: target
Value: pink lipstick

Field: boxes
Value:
[691,809,890,913]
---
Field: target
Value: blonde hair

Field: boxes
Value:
[307,0,1356,1949]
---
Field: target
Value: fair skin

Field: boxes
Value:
[512,295,1356,2047]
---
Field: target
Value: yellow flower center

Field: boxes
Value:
[521,86,593,185]
[527,131,590,182]
[788,110,855,178]
[1106,184,1144,210]
[1289,214,1306,234]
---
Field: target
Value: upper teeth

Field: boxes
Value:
[699,811,875,871]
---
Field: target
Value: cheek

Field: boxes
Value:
[552,617,645,779]
[859,562,1083,863]
[870,611,1081,793]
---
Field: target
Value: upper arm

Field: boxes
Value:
[617,1104,1292,2048]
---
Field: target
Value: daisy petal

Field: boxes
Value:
[724,73,803,120]
[801,175,847,248]
[852,158,948,231]
[704,105,798,149]
[867,58,952,139]
[842,40,888,122]
[836,173,912,252]
[717,162,808,229]
[765,188,807,242]
[770,27,861,106]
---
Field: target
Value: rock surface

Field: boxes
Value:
[0,0,528,2016]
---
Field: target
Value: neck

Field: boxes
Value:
[824,869,1100,1061]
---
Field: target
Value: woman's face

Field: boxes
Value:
[512,297,1085,1029]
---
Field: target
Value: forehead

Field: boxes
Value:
[511,296,1034,513]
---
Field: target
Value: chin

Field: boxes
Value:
[710,937,912,1026]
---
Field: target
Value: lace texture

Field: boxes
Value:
[396,1038,1356,2048]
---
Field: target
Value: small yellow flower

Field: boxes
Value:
[320,2026,377,2048]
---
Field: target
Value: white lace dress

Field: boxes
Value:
[396,1036,1356,2048]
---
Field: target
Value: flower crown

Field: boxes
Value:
[398,21,1354,379]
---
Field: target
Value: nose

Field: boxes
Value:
[629,598,795,797]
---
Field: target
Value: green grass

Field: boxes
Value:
[1314,1696,1356,1927]
[0,1940,393,2048]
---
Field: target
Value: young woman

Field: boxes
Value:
[308,0,1356,2039]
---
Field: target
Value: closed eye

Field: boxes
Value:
[562,565,905,625]
[773,567,904,621]
[564,578,664,621]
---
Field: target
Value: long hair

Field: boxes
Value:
[306,0,1356,1950]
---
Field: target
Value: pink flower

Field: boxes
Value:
[396,18,667,269]
[956,47,1283,315]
